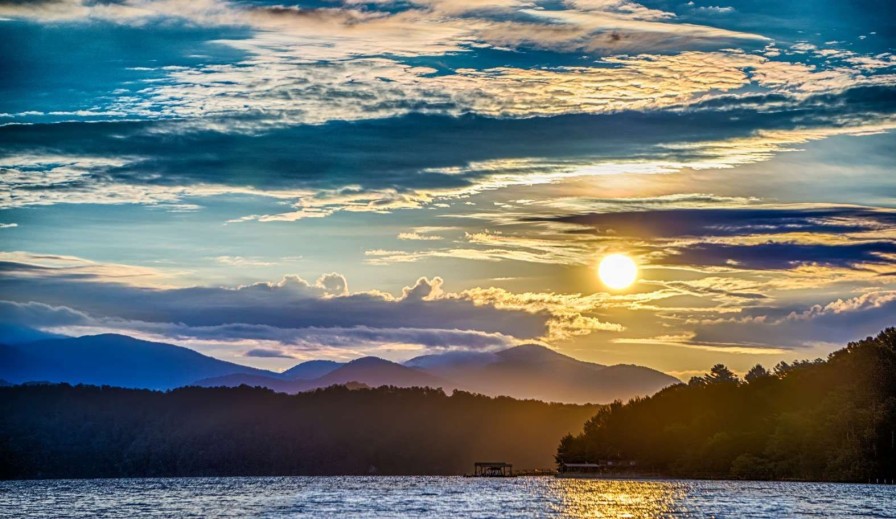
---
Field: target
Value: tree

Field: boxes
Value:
[557,328,896,482]
[706,364,740,385]
[744,364,770,383]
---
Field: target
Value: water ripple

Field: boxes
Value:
[1,477,894,518]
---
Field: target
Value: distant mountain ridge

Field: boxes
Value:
[0,334,273,390]
[282,360,344,380]
[1,330,680,403]
[405,343,675,404]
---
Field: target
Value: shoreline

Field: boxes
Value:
[3,474,894,485]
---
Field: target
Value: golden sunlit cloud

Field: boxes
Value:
[598,253,639,290]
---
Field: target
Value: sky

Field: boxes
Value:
[1,0,895,379]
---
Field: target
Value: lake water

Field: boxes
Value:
[1,477,895,518]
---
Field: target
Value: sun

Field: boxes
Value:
[598,253,638,290]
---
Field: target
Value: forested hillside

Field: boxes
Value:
[557,328,896,482]
[0,384,596,479]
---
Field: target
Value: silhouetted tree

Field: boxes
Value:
[0,384,597,479]
[744,364,770,383]
[558,328,896,482]
[689,364,739,386]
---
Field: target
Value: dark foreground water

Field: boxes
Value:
[1,477,895,518]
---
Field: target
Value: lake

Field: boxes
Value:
[1,477,894,518]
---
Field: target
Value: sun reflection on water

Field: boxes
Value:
[550,479,685,518]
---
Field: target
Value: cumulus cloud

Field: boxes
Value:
[691,291,896,348]
[0,253,627,347]
[0,299,521,356]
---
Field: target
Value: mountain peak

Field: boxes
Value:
[404,350,498,369]
[281,360,343,380]
[318,356,447,390]
[346,356,397,367]
[497,344,576,363]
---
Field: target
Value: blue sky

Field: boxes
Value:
[1,0,895,378]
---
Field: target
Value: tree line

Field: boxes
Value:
[0,384,596,479]
[557,328,896,482]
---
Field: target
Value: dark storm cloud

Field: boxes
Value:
[533,207,896,239]
[662,241,896,270]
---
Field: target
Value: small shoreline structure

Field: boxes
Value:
[466,462,514,477]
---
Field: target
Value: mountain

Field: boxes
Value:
[281,360,344,380]
[197,356,448,393]
[194,359,347,392]
[193,373,297,393]
[406,344,678,404]
[0,330,679,403]
[309,357,450,390]
[404,350,500,370]
[0,334,276,390]
[0,323,68,344]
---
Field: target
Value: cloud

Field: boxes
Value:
[110,50,774,129]
[534,207,896,239]
[3,81,894,222]
[0,300,89,328]
[244,347,295,359]
[0,250,641,347]
[9,0,882,136]
[214,256,277,267]
[659,241,896,270]
[0,0,764,57]
[0,255,553,342]
[0,299,521,355]
[691,5,735,15]
[788,291,896,320]
[691,291,896,348]
[1,0,894,374]
[366,206,896,276]
[520,206,896,269]
[397,227,451,241]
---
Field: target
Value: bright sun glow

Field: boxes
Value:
[598,253,638,290]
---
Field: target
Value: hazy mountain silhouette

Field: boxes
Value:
[199,345,677,402]
[2,329,678,403]
[0,334,273,390]
[194,360,345,391]
[307,356,448,390]
[192,373,297,393]
[0,323,68,344]
[281,360,344,380]
[197,357,444,393]
[406,344,678,404]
